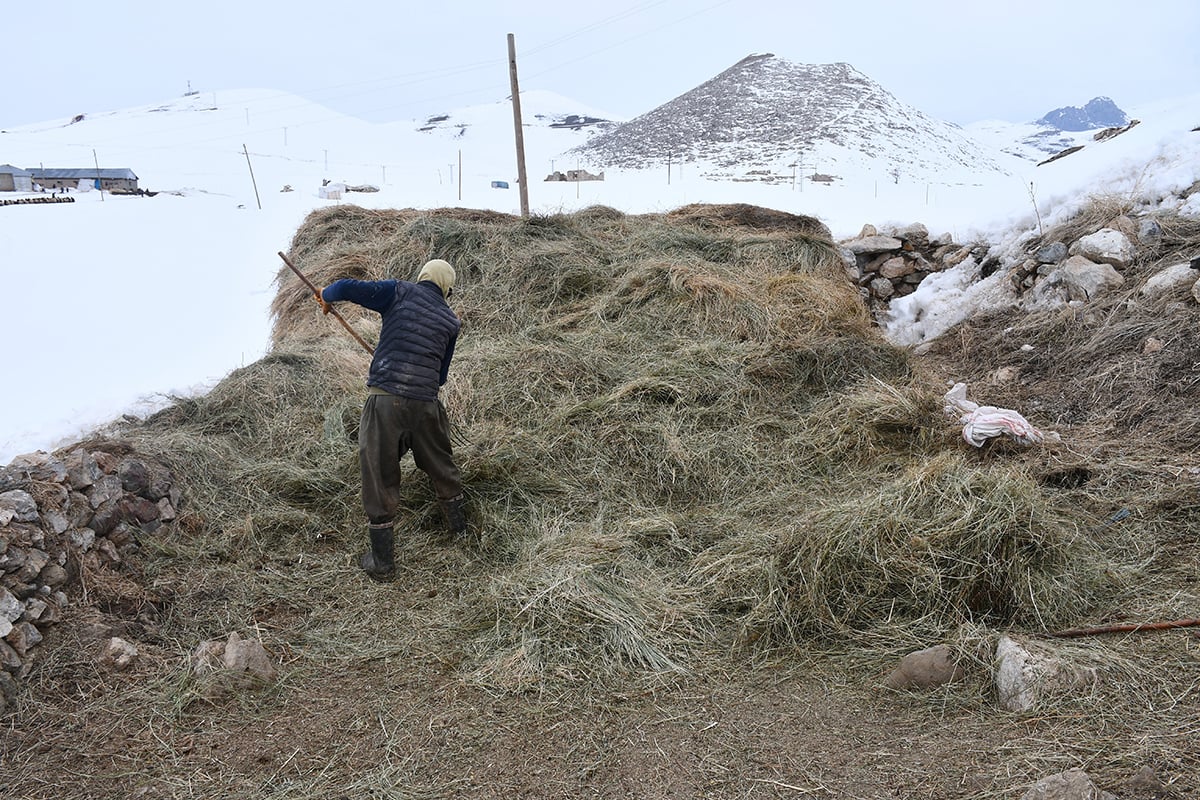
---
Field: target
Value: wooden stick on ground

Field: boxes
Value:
[1048,618,1200,638]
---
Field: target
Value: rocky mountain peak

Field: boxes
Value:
[567,53,1010,182]
[1035,96,1128,132]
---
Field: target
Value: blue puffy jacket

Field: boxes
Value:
[322,278,460,401]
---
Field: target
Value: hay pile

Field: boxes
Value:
[119,203,1156,690]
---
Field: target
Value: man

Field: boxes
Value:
[319,259,467,581]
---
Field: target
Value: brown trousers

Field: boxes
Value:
[358,392,463,526]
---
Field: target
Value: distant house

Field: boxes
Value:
[27,168,139,192]
[0,164,34,192]
[544,169,605,183]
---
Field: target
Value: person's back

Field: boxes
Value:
[320,259,467,580]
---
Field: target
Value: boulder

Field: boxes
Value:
[1069,228,1135,269]
[0,490,39,525]
[87,475,124,510]
[64,449,102,490]
[879,256,914,279]
[5,621,43,657]
[1034,242,1068,264]
[883,644,965,689]
[1140,262,1198,299]
[995,635,1097,712]
[1032,256,1125,307]
[868,276,895,299]
[896,222,929,248]
[1020,768,1116,800]
[193,632,278,684]
[845,235,903,255]
[1137,218,1162,243]
[222,632,278,682]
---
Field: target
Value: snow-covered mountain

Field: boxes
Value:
[967,96,1134,163]
[415,91,620,138]
[1036,96,1128,132]
[565,53,1020,184]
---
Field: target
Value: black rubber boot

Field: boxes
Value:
[359,524,395,581]
[441,493,469,543]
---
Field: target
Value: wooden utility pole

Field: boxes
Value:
[92,149,104,201]
[243,144,262,209]
[507,33,530,217]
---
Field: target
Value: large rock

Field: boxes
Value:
[995,635,1097,712]
[879,256,915,279]
[895,222,929,248]
[1020,768,1117,800]
[64,449,102,490]
[193,632,278,685]
[1032,256,1125,306]
[222,632,278,681]
[883,644,966,689]
[87,475,124,510]
[7,452,67,483]
[844,235,903,255]
[1034,242,1069,264]
[1069,228,1135,269]
[5,621,43,657]
[1140,262,1198,299]
[0,490,39,525]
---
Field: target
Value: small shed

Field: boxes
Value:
[27,168,139,192]
[0,164,34,192]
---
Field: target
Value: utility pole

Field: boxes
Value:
[92,149,104,202]
[667,153,672,186]
[507,33,530,217]
[243,144,262,210]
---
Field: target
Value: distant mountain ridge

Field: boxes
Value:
[1036,96,1128,132]
[968,96,1134,162]
[566,53,1014,183]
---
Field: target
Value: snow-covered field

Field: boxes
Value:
[2,88,1197,462]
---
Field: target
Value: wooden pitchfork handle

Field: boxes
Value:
[1048,618,1200,638]
[277,251,375,356]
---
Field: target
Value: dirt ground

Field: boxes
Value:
[3,537,1195,800]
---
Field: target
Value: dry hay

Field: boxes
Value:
[98,202,1179,696]
[923,202,1200,460]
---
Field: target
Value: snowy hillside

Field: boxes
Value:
[967,96,1135,162]
[2,80,1198,462]
[566,54,1022,184]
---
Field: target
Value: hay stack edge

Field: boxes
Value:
[4,200,1198,708]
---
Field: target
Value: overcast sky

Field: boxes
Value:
[4,0,1198,129]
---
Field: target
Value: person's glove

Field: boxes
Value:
[314,292,332,315]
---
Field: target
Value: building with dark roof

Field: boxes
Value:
[27,168,139,192]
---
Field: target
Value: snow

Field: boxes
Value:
[2,88,1198,463]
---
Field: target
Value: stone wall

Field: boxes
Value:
[0,445,180,714]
